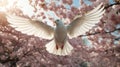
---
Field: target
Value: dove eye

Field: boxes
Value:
[56,20,59,22]
[55,20,60,24]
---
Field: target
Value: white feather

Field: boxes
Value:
[67,3,105,38]
[45,40,73,56]
[6,14,54,39]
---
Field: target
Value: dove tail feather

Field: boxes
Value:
[45,40,73,56]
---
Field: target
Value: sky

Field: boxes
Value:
[0,0,115,15]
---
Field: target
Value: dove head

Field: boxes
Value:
[55,19,63,25]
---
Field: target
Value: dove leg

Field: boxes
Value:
[56,42,64,50]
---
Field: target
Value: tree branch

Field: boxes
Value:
[105,2,120,9]
[80,28,120,37]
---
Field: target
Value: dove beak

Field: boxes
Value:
[53,21,56,26]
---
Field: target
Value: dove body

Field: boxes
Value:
[54,20,67,49]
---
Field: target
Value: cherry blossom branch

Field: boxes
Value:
[105,2,120,9]
[80,28,120,37]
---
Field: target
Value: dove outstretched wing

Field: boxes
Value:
[67,3,105,38]
[6,15,54,39]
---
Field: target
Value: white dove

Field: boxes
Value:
[6,4,105,56]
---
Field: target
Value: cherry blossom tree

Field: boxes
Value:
[0,0,120,67]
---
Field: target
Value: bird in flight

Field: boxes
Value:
[6,3,105,56]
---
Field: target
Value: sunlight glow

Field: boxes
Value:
[0,0,35,17]
[16,0,35,17]
[0,0,8,11]
[0,0,16,11]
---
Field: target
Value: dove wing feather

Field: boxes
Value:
[67,3,105,38]
[6,15,54,39]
